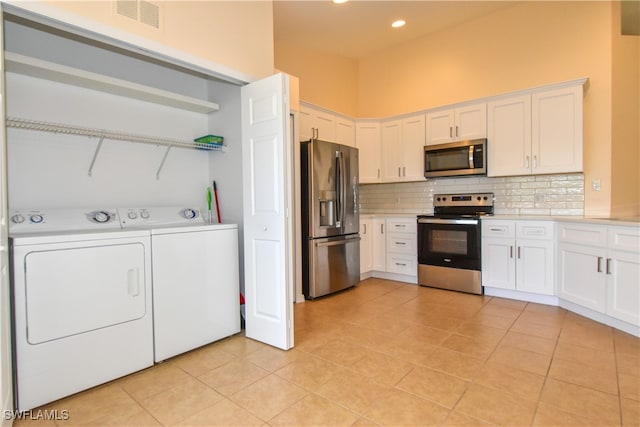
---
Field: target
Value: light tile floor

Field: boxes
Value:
[15,278,640,426]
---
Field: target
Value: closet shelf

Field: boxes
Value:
[5,52,220,114]
[7,117,226,180]
[6,117,226,151]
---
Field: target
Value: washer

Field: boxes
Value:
[119,207,240,362]
[9,208,153,411]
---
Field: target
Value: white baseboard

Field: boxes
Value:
[484,287,559,306]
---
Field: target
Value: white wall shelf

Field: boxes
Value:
[5,52,220,114]
[7,117,225,179]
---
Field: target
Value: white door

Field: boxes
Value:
[401,114,426,181]
[356,121,381,183]
[455,103,487,141]
[0,7,13,423]
[606,250,640,325]
[481,237,516,290]
[516,239,554,295]
[241,73,294,350]
[487,95,532,177]
[380,119,402,181]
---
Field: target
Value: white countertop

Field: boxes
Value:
[483,214,640,227]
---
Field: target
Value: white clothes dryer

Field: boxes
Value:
[9,209,153,411]
[119,207,240,362]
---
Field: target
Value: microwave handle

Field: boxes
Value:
[468,145,475,169]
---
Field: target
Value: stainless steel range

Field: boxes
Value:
[417,193,494,295]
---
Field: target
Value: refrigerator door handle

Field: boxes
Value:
[335,150,345,228]
[314,236,361,247]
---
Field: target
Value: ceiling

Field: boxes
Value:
[273,1,517,60]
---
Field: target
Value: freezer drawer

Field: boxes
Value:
[306,235,360,299]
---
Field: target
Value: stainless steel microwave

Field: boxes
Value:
[424,139,487,178]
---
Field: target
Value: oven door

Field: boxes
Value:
[417,218,480,270]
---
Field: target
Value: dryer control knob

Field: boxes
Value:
[128,211,138,220]
[30,214,44,224]
[140,210,150,219]
[93,211,111,223]
[11,214,25,224]
[183,208,198,219]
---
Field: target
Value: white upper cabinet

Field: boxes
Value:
[531,85,583,174]
[380,113,426,182]
[426,102,486,145]
[335,117,356,147]
[488,82,584,177]
[356,121,382,183]
[299,103,354,146]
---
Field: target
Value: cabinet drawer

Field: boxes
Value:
[557,223,607,246]
[386,218,416,234]
[608,226,640,253]
[386,233,417,255]
[482,221,515,238]
[517,221,553,239]
[386,254,417,275]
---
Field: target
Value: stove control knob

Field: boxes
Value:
[442,197,447,201]
[140,210,150,219]
[436,197,441,202]
[128,211,138,220]
[477,196,481,201]
[11,214,25,224]
[182,208,198,219]
[483,196,488,200]
[93,211,111,223]
[30,214,44,224]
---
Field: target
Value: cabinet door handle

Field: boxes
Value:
[533,155,538,169]
[398,167,401,177]
[597,256,603,273]
[606,258,612,275]
[449,126,453,138]
[455,125,459,137]
[510,246,514,258]
[403,166,406,176]
[363,224,367,234]
[377,169,380,178]
[517,247,521,259]
[381,224,384,234]
[525,156,530,169]
[396,242,407,246]
[395,262,407,267]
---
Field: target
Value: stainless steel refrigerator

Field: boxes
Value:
[301,139,360,299]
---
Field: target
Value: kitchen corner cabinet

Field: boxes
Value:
[557,223,639,326]
[488,83,583,177]
[482,220,554,295]
[356,121,382,183]
[425,102,486,145]
[360,217,374,275]
[299,103,355,146]
[380,113,426,182]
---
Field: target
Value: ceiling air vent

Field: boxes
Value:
[115,0,161,29]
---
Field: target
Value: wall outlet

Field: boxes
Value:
[592,179,601,191]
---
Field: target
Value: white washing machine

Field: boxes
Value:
[9,209,153,411]
[119,207,240,362]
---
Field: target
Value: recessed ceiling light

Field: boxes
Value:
[391,19,406,28]
[333,0,348,4]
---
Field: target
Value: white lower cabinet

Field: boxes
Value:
[360,215,416,283]
[360,217,373,275]
[385,218,417,276]
[557,223,640,327]
[482,220,554,296]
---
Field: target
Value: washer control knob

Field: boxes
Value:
[30,214,44,224]
[140,210,150,219]
[128,211,138,220]
[11,214,25,224]
[183,208,198,219]
[93,211,111,223]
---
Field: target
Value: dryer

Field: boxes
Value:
[119,207,240,362]
[9,209,153,411]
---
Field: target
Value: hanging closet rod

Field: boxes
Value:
[6,117,223,151]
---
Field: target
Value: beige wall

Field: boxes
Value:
[275,1,634,216]
[41,0,275,80]
[611,1,640,217]
[275,42,359,117]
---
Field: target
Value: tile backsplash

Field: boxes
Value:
[359,173,584,216]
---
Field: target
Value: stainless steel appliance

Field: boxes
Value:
[301,139,360,299]
[417,193,494,294]
[424,139,487,178]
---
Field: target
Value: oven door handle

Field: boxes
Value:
[418,218,478,225]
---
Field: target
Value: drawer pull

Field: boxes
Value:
[395,262,407,267]
[597,257,603,273]
[606,258,612,275]
[490,227,505,232]
[395,242,407,245]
